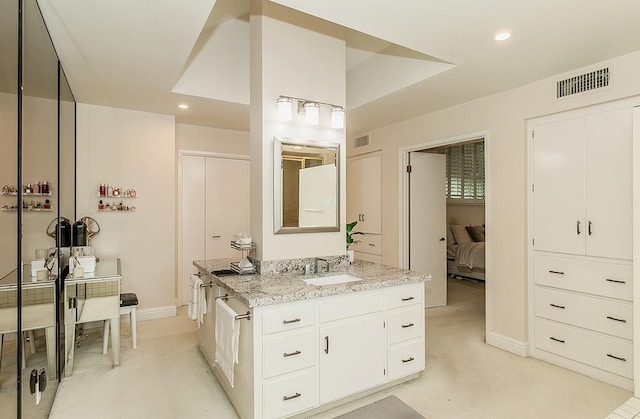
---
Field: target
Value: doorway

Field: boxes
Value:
[399,132,490,334]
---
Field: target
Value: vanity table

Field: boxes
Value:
[0,268,57,379]
[64,258,121,377]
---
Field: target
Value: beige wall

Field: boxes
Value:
[176,123,249,155]
[447,204,485,226]
[348,50,640,346]
[76,104,176,315]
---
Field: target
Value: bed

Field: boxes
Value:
[447,224,485,281]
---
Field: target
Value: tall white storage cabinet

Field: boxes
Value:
[347,153,382,263]
[530,103,634,389]
[179,154,250,305]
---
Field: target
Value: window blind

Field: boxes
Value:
[445,142,485,201]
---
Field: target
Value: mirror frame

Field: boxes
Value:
[274,136,340,234]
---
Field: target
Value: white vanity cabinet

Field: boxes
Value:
[214,281,427,419]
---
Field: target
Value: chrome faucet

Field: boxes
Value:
[314,257,329,274]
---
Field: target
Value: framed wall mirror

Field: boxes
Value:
[274,137,340,234]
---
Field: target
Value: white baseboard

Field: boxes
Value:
[486,331,530,357]
[135,305,177,322]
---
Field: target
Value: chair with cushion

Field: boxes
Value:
[103,292,138,354]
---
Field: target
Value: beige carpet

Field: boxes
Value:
[335,395,424,418]
[48,278,631,419]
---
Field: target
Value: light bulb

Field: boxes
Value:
[304,102,319,125]
[331,107,345,129]
[277,97,293,121]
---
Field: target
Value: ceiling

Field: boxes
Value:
[37,0,640,135]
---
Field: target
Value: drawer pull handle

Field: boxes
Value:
[402,323,415,328]
[606,316,627,323]
[283,392,301,401]
[369,243,375,247]
[402,357,415,363]
[401,296,415,302]
[549,337,565,344]
[548,270,565,275]
[606,278,626,284]
[283,350,301,358]
[549,303,565,309]
[606,354,627,362]
[283,318,301,324]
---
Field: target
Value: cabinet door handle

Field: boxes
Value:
[607,354,627,362]
[324,336,329,354]
[588,221,593,236]
[549,303,565,309]
[401,323,415,328]
[606,316,627,323]
[401,296,415,302]
[211,235,222,239]
[368,243,375,247]
[282,318,301,324]
[402,357,415,363]
[576,220,581,235]
[283,392,301,401]
[283,350,301,358]
[606,278,626,284]
[549,336,565,344]
[548,270,565,275]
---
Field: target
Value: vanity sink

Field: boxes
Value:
[303,273,362,286]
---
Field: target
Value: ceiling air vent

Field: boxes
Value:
[353,135,369,148]
[556,67,610,98]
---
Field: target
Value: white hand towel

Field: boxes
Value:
[215,299,240,387]
[188,275,202,320]
[197,281,207,328]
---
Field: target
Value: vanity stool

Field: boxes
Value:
[103,292,138,354]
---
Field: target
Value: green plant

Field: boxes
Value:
[346,221,363,249]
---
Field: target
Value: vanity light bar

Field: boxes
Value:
[277,95,345,129]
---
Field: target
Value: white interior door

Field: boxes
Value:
[179,155,206,306]
[409,152,447,308]
[205,157,250,260]
[299,164,337,227]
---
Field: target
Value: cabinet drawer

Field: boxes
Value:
[319,292,385,323]
[352,234,382,255]
[388,339,425,381]
[535,286,632,339]
[263,369,316,419]
[534,255,632,301]
[387,283,424,310]
[263,330,315,379]
[388,307,424,345]
[534,318,633,379]
[262,304,316,335]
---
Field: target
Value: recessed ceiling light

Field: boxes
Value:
[494,31,511,41]
[178,104,189,109]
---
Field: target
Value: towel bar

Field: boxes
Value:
[235,311,251,321]
[199,282,214,288]
[215,294,235,300]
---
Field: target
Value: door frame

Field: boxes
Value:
[176,150,249,307]
[398,130,491,332]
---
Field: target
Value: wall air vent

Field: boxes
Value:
[556,67,610,98]
[353,135,369,148]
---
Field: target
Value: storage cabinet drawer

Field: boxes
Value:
[387,307,424,345]
[262,304,316,335]
[534,255,632,301]
[352,234,382,255]
[263,330,315,379]
[534,318,633,379]
[319,291,385,323]
[387,283,424,310]
[535,286,632,339]
[388,339,425,381]
[263,369,316,419]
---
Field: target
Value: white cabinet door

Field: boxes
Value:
[584,108,632,260]
[533,117,585,255]
[347,154,381,234]
[205,157,250,260]
[319,314,385,404]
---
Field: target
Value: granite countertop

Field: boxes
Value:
[193,259,430,308]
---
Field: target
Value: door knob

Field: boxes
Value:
[439,237,445,241]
